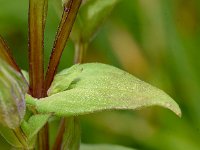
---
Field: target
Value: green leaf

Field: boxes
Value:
[21,114,51,140]
[0,124,23,148]
[71,0,120,42]
[26,63,181,117]
[48,64,82,96]
[80,144,135,150]
[0,59,28,129]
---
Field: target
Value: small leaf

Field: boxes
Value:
[0,59,28,129]
[48,64,83,96]
[21,114,51,140]
[80,144,135,150]
[26,63,181,117]
[71,0,120,42]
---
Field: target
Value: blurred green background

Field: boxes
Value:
[1,0,200,149]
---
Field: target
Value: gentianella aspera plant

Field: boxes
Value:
[0,0,181,150]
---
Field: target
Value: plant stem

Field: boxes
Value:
[53,40,86,150]
[49,1,82,149]
[28,0,47,97]
[41,1,81,149]
[44,0,82,92]
[52,118,66,150]
[13,127,29,149]
[38,124,49,150]
[28,0,49,149]
[74,40,88,64]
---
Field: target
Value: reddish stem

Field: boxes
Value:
[52,118,66,150]
[44,0,82,93]
[28,0,48,98]
[28,0,49,150]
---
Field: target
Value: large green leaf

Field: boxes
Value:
[80,144,135,150]
[26,63,181,117]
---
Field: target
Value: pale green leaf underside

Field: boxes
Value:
[80,144,135,150]
[26,63,181,117]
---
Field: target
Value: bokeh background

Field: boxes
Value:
[1,0,200,149]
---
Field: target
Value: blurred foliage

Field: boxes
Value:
[0,0,200,149]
